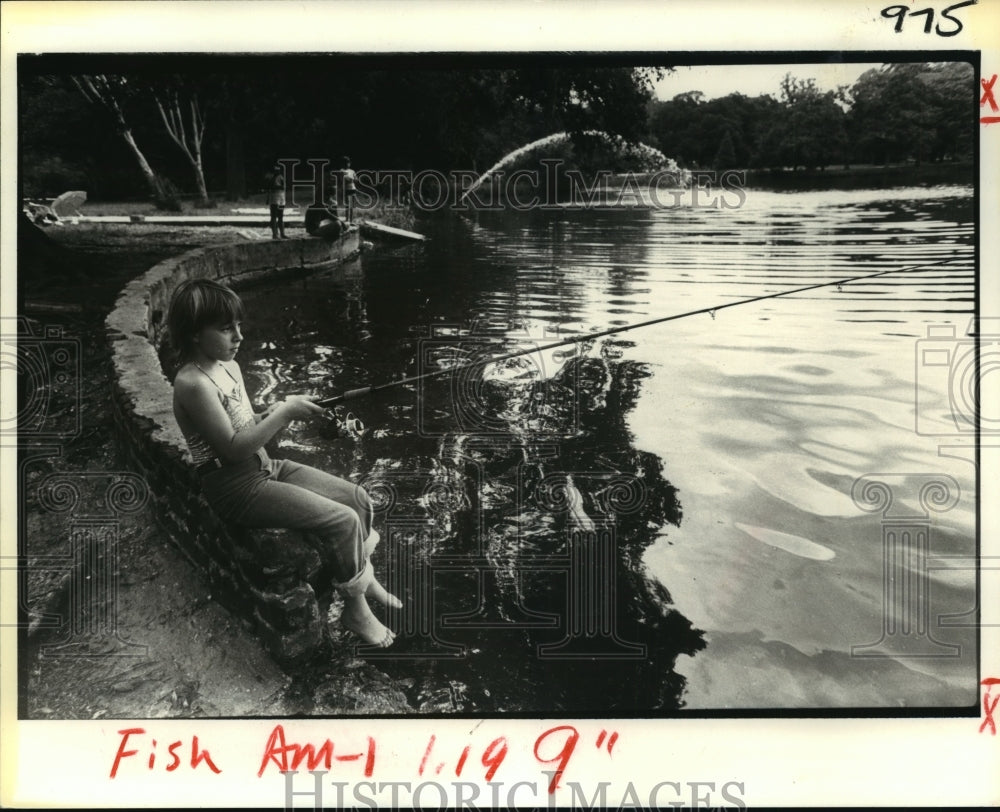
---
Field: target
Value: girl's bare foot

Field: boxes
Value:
[340,596,395,648]
[365,575,402,609]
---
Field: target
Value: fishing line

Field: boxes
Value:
[316,256,967,408]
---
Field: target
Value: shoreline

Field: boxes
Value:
[740,160,974,190]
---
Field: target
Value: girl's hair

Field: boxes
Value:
[165,278,244,362]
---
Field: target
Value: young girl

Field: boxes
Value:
[167,277,399,648]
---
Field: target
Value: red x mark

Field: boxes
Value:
[981,75,1000,124]
[980,677,1000,735]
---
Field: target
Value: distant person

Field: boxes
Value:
[340,156,357,223]
[267,162,287,239]
[305,198,346,239]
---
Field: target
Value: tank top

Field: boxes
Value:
[184,364,256,466]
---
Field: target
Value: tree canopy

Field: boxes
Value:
[20,57,661,201]
[846,62,975,165]
[19,57,974,202]
[647,61,974,172]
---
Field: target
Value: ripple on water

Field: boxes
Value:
[723,374,820,396]
[748,453,863,518]
[735,522,836,561]
[787,364,833,376]
[798,440,872,469]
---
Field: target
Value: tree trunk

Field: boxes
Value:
[155,94,210,206]
[192,160,210,205]
[120,128,166,200]
[72,75,171,204]
[187,103,210,206]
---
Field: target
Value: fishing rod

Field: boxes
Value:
[316,256,966,408]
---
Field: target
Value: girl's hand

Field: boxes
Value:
[277,395,326,421]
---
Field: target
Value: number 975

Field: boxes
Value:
[880,1,975,37]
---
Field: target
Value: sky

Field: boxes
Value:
[652,62,885,101]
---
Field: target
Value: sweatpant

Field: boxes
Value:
[200,449,371,584]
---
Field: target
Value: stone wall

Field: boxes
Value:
[105,232,360,664]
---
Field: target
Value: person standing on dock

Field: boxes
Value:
[268,162,287,239]
[340,156,357,224]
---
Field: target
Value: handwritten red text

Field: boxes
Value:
[980,677,999,735]
[109,728,221,778]
[257,724,376,778]
[981,75,999,125]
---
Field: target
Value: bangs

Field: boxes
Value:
[194,283,245,329]
[166,278,246,361]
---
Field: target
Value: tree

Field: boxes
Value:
[509,67,663,145]
[755,75,847,170]
[923,62,975,161]
[848,65,928,164]
[648,91,779,169]
[847,62,974,165]
[713,128,737,169]
[149,79,210,206]
[26,60,671,204]
[71,74,176,206]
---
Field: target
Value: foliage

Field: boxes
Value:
[21,61,662,200]
[18,58,974,203]
[509,66,661,144]
[756,75,848,170]
[647,62,973,172]
[847,62,975,165]
[648,91,782,169]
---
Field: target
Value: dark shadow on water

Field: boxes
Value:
[240,245,705,713]
[361,353,705,714]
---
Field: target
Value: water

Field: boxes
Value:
[239,184,977,712]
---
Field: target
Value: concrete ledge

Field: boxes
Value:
[106,231,360,664]
[77,214,308,226]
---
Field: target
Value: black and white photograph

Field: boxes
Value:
[2,2,998,809]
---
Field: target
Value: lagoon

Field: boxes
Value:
[240,184,976,712]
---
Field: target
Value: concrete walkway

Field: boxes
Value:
[68,213,306,227]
